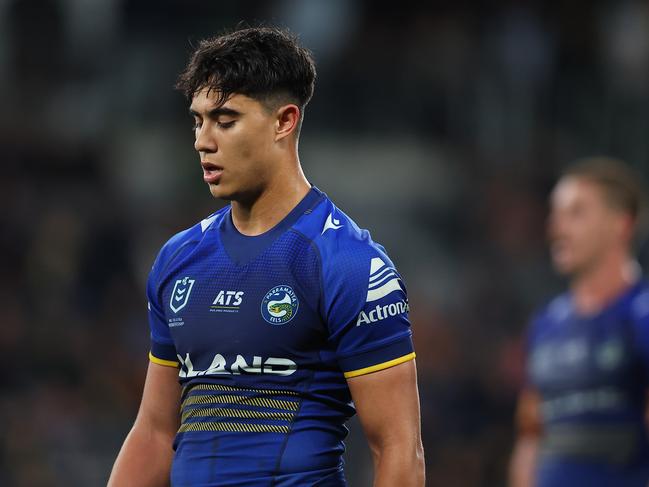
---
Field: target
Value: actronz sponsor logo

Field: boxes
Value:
[356,299,409,326]
[177,353,297,378]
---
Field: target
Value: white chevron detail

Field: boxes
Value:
[367,278,402,302]
[369,257,384,275]
[201,214,218,232]
[365,258,402,302]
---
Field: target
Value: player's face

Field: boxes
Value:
[548,176,626,276]
[190,89,278,201]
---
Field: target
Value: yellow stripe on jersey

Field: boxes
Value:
[343,352,416,379]
[186,382,300,397]
[182,406,295,423]
[149,351,180,368]
[182,393,300,412]
[178,383,301,435]
[179,421,290,434]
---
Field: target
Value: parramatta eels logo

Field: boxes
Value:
[261,285,299,325]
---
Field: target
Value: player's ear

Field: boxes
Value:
[617,212,636,244]
[275,104,300,142]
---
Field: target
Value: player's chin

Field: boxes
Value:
[551,251,577,276]
[554,254,592,277]
[207,183,232,200]
[553,260,575,276]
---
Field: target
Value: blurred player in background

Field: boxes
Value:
[107,26,424,486]
[510,158,649,487]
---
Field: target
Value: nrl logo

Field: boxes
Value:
[170,277,195,313]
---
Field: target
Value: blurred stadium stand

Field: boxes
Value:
[1,0,649,485]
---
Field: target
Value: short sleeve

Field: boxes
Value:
[631,290,649,376]
[147,252,179,367]
[522,313,543,388]
[322,244,414,379]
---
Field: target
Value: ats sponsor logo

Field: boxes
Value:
[356,299,409,326]
[210,290,244,313]
[177,353,297,377]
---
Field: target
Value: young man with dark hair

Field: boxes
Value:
[510,157,649,487]
[108,27,424,486]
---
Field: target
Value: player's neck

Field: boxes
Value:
[230,162,310,236]
[570,250,640,316]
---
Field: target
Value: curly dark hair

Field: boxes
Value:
[176,26,316,115]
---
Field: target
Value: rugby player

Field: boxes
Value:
[510,158,649,487]
[108,27,425,486]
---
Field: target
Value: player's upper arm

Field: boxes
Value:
[107,362,181,487]
[135,361,182,436]
[317,226,415,377]
[516,309,545,439]
[515,388,542,438]
[347,358,423,453]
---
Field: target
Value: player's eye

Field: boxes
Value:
[217,120,235,129]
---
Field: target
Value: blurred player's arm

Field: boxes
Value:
[347,359,425,487]
[509,388,542,487]
[108,361,181,487]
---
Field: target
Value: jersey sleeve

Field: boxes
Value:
[522,312,543,388]
[631,290,649,376]
[146,250,179,367]
[321,241,414,379]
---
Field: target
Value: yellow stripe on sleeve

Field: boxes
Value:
[149,351,180,368]
[343,352,416,379]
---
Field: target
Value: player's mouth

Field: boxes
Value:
[201,161,223,184]
[550,239,567,253]
[550,239,574,260]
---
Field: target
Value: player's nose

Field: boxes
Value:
[194,125,217,153]
[547,221,564,246]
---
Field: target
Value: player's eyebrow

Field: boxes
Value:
[189,106,241,118]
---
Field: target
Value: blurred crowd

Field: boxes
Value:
[2,0,649,485]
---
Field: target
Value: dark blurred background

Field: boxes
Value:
[2,0,649,485]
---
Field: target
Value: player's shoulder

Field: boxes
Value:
[527,292,572,338]
[154,205,230,271]
[293,188,402,307]
[628,280,649,354]
[296,188,392,266]
[628,279,649,322]
[542,293,572,322]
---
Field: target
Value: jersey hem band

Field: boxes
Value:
[343,352,416,378]
[149,351,180,368]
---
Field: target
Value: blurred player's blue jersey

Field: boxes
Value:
[527,281,649,487]
[146,187,415,486]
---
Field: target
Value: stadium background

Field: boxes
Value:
[2,0,649,485]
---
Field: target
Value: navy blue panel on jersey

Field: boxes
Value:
[145,187,415,485]
[526,281,649,487]
[220,188,323,266]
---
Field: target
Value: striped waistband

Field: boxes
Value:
[179,383,301,434]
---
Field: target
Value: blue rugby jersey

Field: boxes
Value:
[526,281,649,487]
[146,187,415,486]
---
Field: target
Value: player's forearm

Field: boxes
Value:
[108,423,175,487]
[509,436,539,487]
[371,441,425,487]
